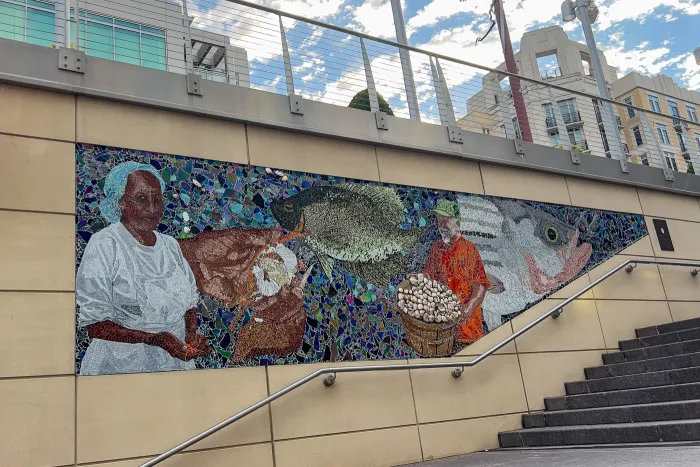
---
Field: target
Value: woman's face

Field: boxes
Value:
[119,171,164,230]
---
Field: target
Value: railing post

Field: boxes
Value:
[430,57,448,126]
[435,57,456,126]
[640,111,674,181]
[492,76,516,139]
[548,87,570,150]
[389,0,420,121]
[64,0,71,48]
[360,37,379,114]
[181,0,194,73]
[279,15,295,96]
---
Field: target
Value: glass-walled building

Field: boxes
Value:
[0,0,249,86]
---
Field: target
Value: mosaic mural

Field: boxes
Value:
[75,143,648,375]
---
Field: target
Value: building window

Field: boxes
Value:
[688,105,699,123]
[641,154,649,166]
[568,128,586,150]
[696,136,700,151]
[656,123,671,144]
[550,134,561,146]
[482,128,490,135]
[632,126,643,146]
[543,103,557,127]
[683,153,694,174]
[624,97,635,118]
[0,0,55,47]
[664,151,678,171]
[677,132,687,152]
[558,98,579,124]
[512,117,521,139]
[648,94,661,113]
[667,99,680,117]
[71,11,167,70]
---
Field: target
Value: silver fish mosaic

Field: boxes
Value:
[75,143,648,375]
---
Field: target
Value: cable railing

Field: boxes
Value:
[139,258,700,466]
[4,0,700,172]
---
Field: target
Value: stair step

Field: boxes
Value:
[585,352,700,380]
[523,399,700,428]
[637,317,700,338]
[565,366,700,395]
[544,381,700,411]
[620,327,700,351]
[499,419,700,448]
[602,339,700,365]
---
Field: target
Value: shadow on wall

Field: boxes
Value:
[74,143,648,376]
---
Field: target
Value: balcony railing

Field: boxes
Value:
[583,63,593,77]
[545,116,557,129]
[562,111,582,125]
[623,143,630,155]
[540,67,563,80]
[681,140,689,154]
[595,106,622,127]
[571,139,589,151]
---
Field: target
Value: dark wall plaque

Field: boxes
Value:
[653,219,674,251]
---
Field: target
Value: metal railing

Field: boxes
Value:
[140,258,700,466]
[5,0,700,172]
[562,111,583,125]
[540,67,563,79]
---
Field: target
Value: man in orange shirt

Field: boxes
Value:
[424,199,490,344]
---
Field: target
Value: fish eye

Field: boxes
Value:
[545,226,559,243]
[283,201,294,211]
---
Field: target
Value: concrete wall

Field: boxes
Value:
[3,82,700,467]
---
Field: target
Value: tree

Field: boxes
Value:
[348,89,394,116]
[688,162,696,175]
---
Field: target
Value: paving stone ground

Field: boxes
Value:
[402,445,700,466]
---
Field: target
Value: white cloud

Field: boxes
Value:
[347,0,398,39]
[595,0,699,30]
[677,53,700,91]
[600,41,685,76]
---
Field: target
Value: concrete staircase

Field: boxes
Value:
[499,317,700,448]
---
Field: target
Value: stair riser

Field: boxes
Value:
[637,317,700,338]
[566,367,700,395]
[619,328,700,351]
[545,383,700,411]
[523,402,700,428]
[585,353,700,380]
[499,422,700,448]
[603,340,700,365]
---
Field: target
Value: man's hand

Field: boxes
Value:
[149,332,202,361]
[186,333,212,356]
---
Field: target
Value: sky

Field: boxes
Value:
[189,0,699,123]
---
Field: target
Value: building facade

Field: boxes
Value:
[0,0,249,86]
[459,26,626,159]
[612,72,700,173]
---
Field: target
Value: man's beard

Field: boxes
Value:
[439,228,452,242]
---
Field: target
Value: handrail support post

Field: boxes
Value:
[451,367,464,378]
[625,263,637,273]
[323,373,336,387]
[692,269,699,277]
[552,308,563,319]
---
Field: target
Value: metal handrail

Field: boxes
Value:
[141,258,700,466]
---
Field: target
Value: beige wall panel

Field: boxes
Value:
[588,255,665,300]
[659,265,700,301]
[77,443,274,467]
[519,351,603,410]
[480,164,571,205]
[0,135,75,213]
[0,211,74,291]
[596,300,672,349]
[565,177,642,213]
[618,235,655,257]
[512,299,605,353]
[0,84,74,141]
[419,414,522,460]
[0,292,74,377]
[274,426,422,467]
[550,272,593,299]
[646,217,700,260]
[456,320,515,356]
[268,360,415,440]
[410,355,527,424]
[376,146,484,193]
[0,376,75,467]
[668,302,700,322]
[637,188,700,222]
[76,97,247,163]
[77,367,270,463]
[247,126,379,181]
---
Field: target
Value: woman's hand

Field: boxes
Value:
[149,332,202,361]
[186,333,212,356]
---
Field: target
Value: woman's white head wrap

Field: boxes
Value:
[99,161,166,224]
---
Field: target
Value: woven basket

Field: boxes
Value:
[397,280,458,357]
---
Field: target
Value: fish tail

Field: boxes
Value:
[345,253,407,286]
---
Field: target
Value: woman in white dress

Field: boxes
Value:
[77,162,211,375]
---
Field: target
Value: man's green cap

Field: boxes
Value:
[433,199,460,219]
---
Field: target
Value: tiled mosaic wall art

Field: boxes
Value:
[75,143,648,375]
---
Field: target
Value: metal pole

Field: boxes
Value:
[493,0,532,143]
[279,16,295,96]
[73,0,80,50]
[360,37,380,113]
[64,0,71,49]
[390,0,420,121]
[574,0,626,169]
[181,0,194,73]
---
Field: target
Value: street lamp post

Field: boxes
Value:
[561,0,627,171]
